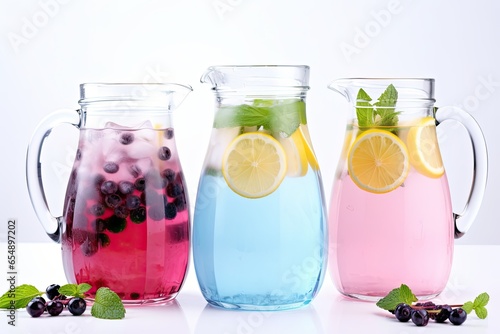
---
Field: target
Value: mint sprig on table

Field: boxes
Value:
[0,283,125,320]
[356,84,399,133]
[213,99,306,137]
[376,284,489,326]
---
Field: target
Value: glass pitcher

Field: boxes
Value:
[26,83,192,304]
[193,65,328,310]
[327,78,488,300]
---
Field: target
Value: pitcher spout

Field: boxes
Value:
[327,79,356,103]
[168,83,193,110]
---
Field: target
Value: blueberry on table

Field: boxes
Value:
[46,284,61,300]
[68,297,87,316]
[449,308,467,325]
[26,299,46,317]
[46,300,64,316]
[435,305,452,323]
[411,309,429,326]
[394,303,412,322]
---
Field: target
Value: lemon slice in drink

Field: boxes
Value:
[222,132,287,198]
[406,117,445,178]
[298,124,320,171]
[348,129,410,193]
[279,129,309,177]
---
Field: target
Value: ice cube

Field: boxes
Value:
[104,120,153,130]
[126,140,157,160]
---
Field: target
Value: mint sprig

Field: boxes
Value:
[462,292,489,319]
[356,84,399,133]
[91,287,126,320]
[0,283,126,320]
[376,284,418,311]
[0,284,44,309]
[376,284,489,320]
[213,99,306,137]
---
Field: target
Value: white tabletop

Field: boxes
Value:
[0,243,498,333]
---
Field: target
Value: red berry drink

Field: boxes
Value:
[61,125,190,304]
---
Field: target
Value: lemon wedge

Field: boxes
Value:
[222,132,287,198]
[279,129,309,177]
[348,129,409,193]
[406,117,444,178]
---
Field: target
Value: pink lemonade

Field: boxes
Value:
[329,125,454,300]
[61,126,190,304]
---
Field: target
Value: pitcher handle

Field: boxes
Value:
[25,109,81,243]
[434,106,488,238]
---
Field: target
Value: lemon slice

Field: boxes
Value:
[348,129,409,193]
[222,132,287,198]
[298,124,320,170]
[406,117,444,178]
[279,129,309,177]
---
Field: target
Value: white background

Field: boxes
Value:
[1,0,499,245]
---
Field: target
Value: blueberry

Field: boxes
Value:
[46,284,61,300]
[411,309,429,326]
[105,194,122,208]
[106,215,127,233]
[26,299,46,317]
[158,146,171,160]
[103,161,119,173]
[130,206,147,224]
[394,303,412,322]
[114,205,129,219]
[98,233,111,247]
[161,168,176,182]
[68,297,86,316]
[435,305,452,323]
[91,218,107,233]
[126,195,141,210]
[128,164,142,178]
[164,128,174,139]
[101,180,118,195]
[81,236,98,256]
[449,308,467,325]
[166,183,183,198]
[134,177,146,191]
[89,203,105,217]
[118,181,134,195]
[164,202,177,220]
[119,132,134,145]
[46,300,64,316]
[75,148,82,160]
[173,196,186,211]
[130,292,141,300]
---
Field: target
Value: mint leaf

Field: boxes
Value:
[376,284,417,311]
[475,306,488,319]
[356,88,374,129]
[0,284,43,309]
[91,287,126,320]
[374,84,398,123]
[462,301,474,314]
[473,292,489,308]
[267,100,306,136]
[59,283,92,298]
[213,99,306,137]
